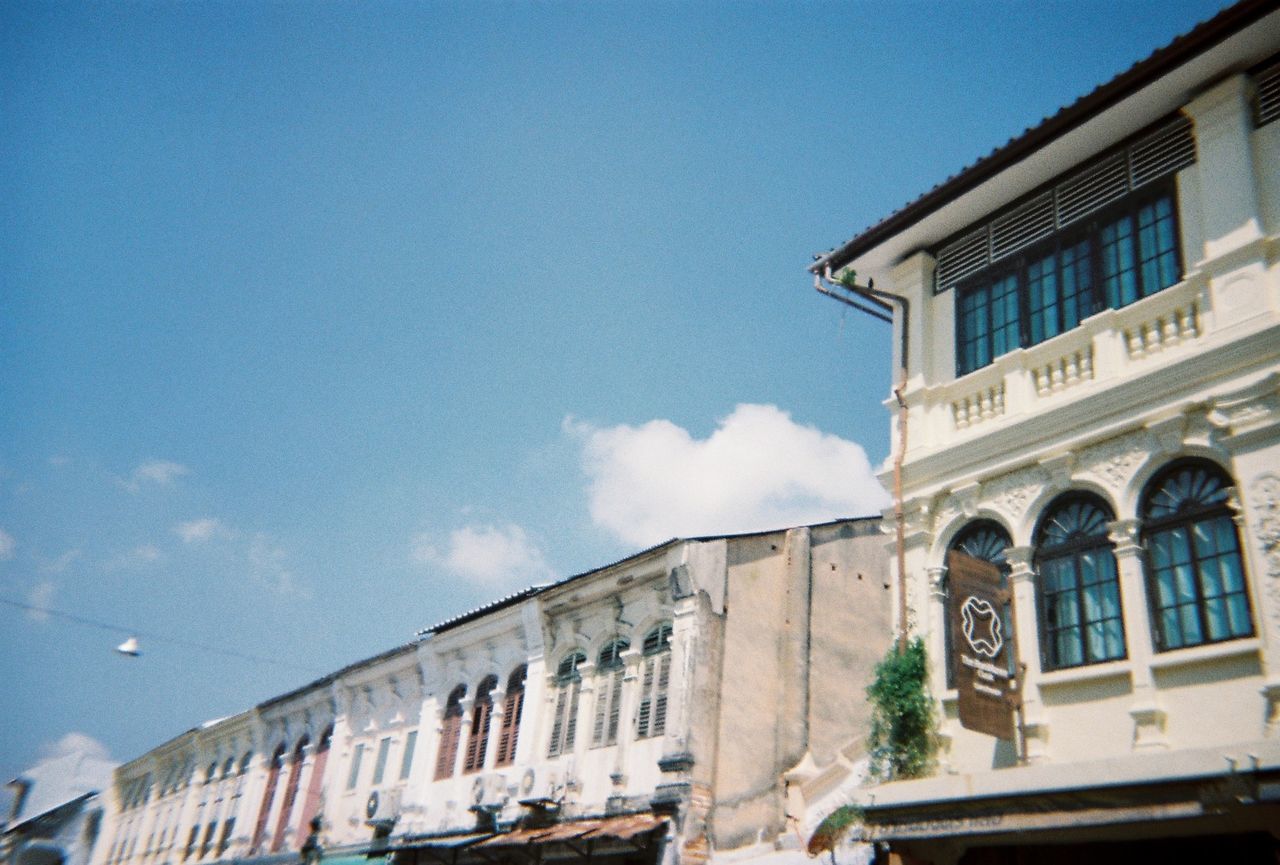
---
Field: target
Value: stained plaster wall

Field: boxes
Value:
[707,522,891,851]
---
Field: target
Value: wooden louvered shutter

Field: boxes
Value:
[434,689,465,780]
[606,669,624,745]
[652,653,671,736]
[636,658,655,738]
[591,678,609,748]
[494,685,523,766]
[463,682,494,774]
[564,680,581,752]
[548,685,568,757]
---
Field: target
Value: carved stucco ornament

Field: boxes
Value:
[982,466,1047,524]
[1078,430,1152,495]
[1250,474,1280,579]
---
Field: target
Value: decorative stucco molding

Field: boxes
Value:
[982,466,1048,524]
[1250,474,1280,579]
[1078,430,1153,495]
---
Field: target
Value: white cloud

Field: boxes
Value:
[566,403,890,547]
[40,549,81,574]
[105,544,163,570]
[26,581,55,622]
[0,528,14,560]
[39,731,113,762]
[121,460,188,493]
[412,523,555,590]
[248,534,309,599]
[175,518,227,544]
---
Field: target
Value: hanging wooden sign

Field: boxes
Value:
[946,551,1019,741]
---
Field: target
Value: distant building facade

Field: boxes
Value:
[4,745,116,865]
[810,0,1280,861]
[91,519,890,865]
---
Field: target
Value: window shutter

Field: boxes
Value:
[547,687,568,758]
[652,654,671,736]
[434,714,462,780]
[636,658,655,738]
[564,680,581,752]
[495,686,523,766]
[606,670,624,746]
[590,681,609,748]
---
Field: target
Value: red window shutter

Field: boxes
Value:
[494,686,523,766]
[249,748,283,853]
[434,713,462,780]
[295,732,330,846]
[269,742,306,852]
[463,691,493,774]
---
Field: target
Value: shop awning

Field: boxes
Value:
[472,813,667,849]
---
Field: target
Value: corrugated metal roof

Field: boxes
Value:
[810,0,1280,274]
[473,813,667,847]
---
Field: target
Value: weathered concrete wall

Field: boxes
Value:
[707,520,890,852]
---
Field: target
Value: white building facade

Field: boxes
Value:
[93,519,890,865]
[810,1,1280,861]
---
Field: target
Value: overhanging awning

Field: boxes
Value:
[473,813,667,849]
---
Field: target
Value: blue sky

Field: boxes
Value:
[1,0,1229,790]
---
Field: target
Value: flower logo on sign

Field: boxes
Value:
[960,596,1003,658]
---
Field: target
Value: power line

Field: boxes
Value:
[0,595,326,676]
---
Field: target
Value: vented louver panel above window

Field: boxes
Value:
[1055,153,1129,229]
[990,191,1055,263]
[936,227,990,294]
[1255,59,1280,127]
[1129,116,1196,188]
[934,113,1196,294]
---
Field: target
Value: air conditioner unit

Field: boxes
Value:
[470,773,508,808]
[365,788,402,827]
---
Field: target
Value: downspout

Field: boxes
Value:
[815,262,911,654]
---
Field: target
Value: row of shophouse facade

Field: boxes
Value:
[7,2,1280,864]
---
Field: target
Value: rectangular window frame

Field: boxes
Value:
[954,183,1182,377]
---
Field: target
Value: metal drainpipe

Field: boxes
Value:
[816,263,912,654]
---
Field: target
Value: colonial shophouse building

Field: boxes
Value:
[810,0,1280,861]
[92,519,889,865]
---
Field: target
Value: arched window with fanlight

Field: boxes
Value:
[1034,493,1126,670]
[591,639,630,748]
[1142,459,1253,651]
[547,652,586,758]
[463,675,498,773]
[434,685,467,780]
[636,623,672,739]
[493,665,526,767]
[945,522,1011,687]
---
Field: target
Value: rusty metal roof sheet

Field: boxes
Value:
[474,814,667,848]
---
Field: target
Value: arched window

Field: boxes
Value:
[1034,494,1125,670]
[1142,460,1252,651]
[945,521,1011,687]
[493,666,526,767]
[249,743,285,853]
[296,727,330,845]
[636,623,672,739]
[463,675,498,773]
[269,736,308,852]
[434,685,467,780]
[237,752,252,776]
[591,640,630,748]
[547,652,586,757]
